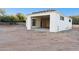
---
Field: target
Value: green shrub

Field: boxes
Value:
[0,13,26,25]
[0,16,19,25]
[71,16,79,24]
[16,13,26,22]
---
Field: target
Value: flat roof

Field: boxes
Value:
[32,10,56,14]
[27,9,65,17]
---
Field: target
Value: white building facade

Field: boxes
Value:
[26,10,72,32]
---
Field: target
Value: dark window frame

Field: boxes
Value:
[60,16,64,21]
[32,19,36,26]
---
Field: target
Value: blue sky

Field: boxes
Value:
[5,8,79,16]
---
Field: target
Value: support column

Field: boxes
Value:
[49,14,57,32]
[26,16,32,30]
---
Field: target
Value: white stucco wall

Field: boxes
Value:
[52,13,72,32]
[26,16,32,30]
[50,13,58,32]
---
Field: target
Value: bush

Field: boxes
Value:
[0,16,19,25]
[0,13,26,25]
[71,17,79,24]
[16,13,26,22]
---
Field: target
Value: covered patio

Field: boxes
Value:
[26,11,56,32]
[31,15,50,31]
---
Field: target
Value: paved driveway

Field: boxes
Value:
[0,25,79,51]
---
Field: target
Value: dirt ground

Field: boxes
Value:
[0,25,79,51]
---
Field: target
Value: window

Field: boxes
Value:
[60,16,64,20]
[32,19,36,26]
[69,19,71,22]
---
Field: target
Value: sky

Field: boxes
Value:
[5,8,79,16]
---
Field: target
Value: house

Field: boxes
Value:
[26,10,72,32]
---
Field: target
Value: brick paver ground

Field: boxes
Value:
[0,25,79,51]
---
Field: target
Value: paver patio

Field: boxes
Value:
[0,25,79,51]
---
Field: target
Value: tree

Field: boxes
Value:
[71,16,79,24]
[0,8,6,16]
[0,12,26,25]
[0,15,19,25]
[10,15,19,22]
[16,13,26,22]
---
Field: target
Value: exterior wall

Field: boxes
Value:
[50,13,58,32]
[26,16,32,30]
[53,13,72,32]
